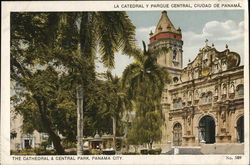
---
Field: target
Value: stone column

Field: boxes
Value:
[77,86,84,155]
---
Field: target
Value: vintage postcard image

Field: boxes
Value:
[1,0,249,165]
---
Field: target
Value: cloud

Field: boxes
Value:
[182,20,244,66]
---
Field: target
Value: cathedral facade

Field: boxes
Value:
[149,11,244,148]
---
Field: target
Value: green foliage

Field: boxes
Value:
[121,151,139,155]
[83,149,91,155]
[102,150,116,155]
[90,149,102,155]
[11,149,36,155]
[62,140,77,149]
[34,147,57,155]
[148,148,162,155]
[11,11,137,154]
[140,149,148,155]
[123,41,170,147]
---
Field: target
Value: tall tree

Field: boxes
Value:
[122,41,170,149]
[103,71,132,150]
[11,12,79,154]
[11,12,138,154]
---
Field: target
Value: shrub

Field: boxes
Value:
[122,152,139,155]
[82,149,90,155]
[154,148,162,154]
[140,149,148,155]
[13,149,36,155]
[34,147,56,155]
[65,150,77,155]
[102,150,116,155]
[148,148,162,155]
[62,141,76,149]
[90,149,102,155]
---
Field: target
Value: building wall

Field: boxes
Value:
[10,110,49,151]
[161,45,244,147]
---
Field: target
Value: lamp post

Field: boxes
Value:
[77,86,84,155]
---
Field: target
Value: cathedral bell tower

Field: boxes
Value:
[148,11,183,81]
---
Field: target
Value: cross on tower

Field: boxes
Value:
[205,39,208,46]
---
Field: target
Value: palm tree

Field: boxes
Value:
[103,71,132,151]
[122,41,170,148]
[122,41,169,100]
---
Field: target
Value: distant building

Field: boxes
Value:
[10,109,53,152]
[149,11,244,151]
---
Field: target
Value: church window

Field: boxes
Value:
[230,84,235,94]
[173,50,177,61]
[188,92,192,102]
[237,84,244,98]
[214,88,218,96]
[173,77,179,83]
[222,85,227,95]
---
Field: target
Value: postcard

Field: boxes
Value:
[1,0,249,165]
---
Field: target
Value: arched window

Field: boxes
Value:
[173,50,177,61]
[230,84,235,94]
[188,91,192,100]
[173,77,179,83]
[222,84,227,95]
[214,88,218,96]
[236,84,244,98]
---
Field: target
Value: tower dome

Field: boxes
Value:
[149,10,182,43]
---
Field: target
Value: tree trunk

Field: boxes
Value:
[44,122,65,155]
[76,86,84,155]
[149,142,153,150]
[112,116,116,151]
[35,97,65,155]
[134,145,138,153]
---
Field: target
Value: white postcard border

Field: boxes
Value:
[1,1,249,165]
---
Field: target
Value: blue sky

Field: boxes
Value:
[95,10,244,77]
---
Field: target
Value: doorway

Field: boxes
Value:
[237,116,244,143]
[199,115,215,144]
[173,123,182,146]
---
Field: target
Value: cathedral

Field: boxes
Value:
[149,11,244,152]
